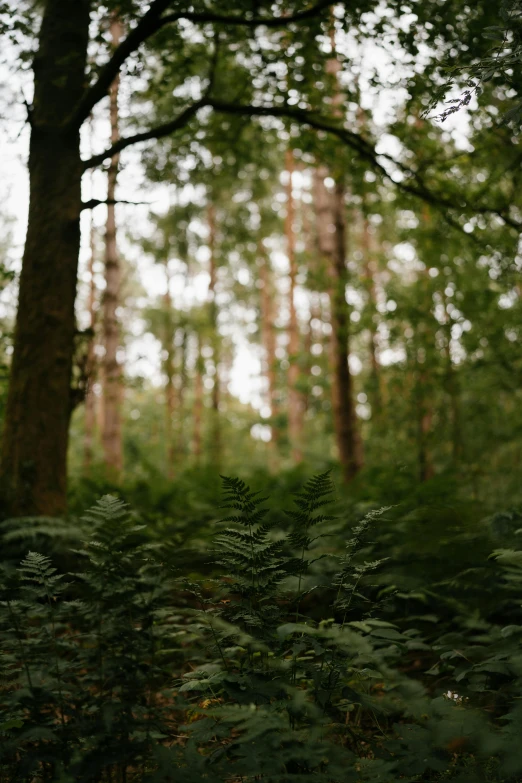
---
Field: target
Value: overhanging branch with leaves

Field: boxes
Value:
[82,96,522,232]
[69,0,335,129]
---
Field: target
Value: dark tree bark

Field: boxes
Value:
[0,0,90,516]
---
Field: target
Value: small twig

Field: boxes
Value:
[81,197,153,210]
[21,89,33,126]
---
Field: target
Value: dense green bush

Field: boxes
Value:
[1,475,522,781]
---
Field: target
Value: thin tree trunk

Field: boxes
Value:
[360,213,383,418]
[448,357,462,467]
[0,0,90,516]
[285,148,304,463]
[302,318,313,414]
[258,241,280,447]
[164,265,176,480]
[315,30,362,482]
[102,15,124,481]
[207,204,221,468]
[415,313,435,483]
[84,204,98,474]
[417,205,435,482]
[300,201,316,415]
[309,292,325,348]
[416,364,435,482]
[313,168,362,482]
[177,329,188,461]
[442,289,462,466]
[193,334,203,463]
[331,178,363,479]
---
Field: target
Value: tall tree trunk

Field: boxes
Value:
[0,0,90,516]
[331,178,364,479]
[258,241,280,447]
[416,363,435,483]
[193,334,203,463]
[317,30,362,481]
[415,309,435,483]
[442,289,462,466]
[102,14,124,481]
[301,200,324,413]
[302,316,313,414]
[84,204,98,474]
[414,304,435,482]
[313,169,362,482]
[177,328,188,461]
[360,213,383,418]
[416,205,435,482]
[163,264,176,480]
[285,148,304,462]
[207,204,221,469]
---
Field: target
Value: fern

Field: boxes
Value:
[333,506,391,624]
[214,476,288,632]
[2,479,519,782]
[174,476,417,782]
[285,470,336,618]
[0,551,77,778]
[0,495,181,782]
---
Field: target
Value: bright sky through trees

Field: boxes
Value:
[0,24,475,411]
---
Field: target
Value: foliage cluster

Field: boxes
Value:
[1,474,522,781]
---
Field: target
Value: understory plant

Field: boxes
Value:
[1,475,522,782]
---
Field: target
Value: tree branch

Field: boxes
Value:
[69,0,174,129]
[206,99,522,231]
[159,0,332,29]
[69,0,332,130]
[82,99,205,170]
[81,198,153,211]
[83,95,522,233]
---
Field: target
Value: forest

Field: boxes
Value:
[1,0,522,781]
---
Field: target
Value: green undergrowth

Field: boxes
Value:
[1,474,522,781]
